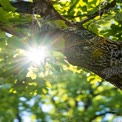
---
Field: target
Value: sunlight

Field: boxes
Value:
[26,46,48,65]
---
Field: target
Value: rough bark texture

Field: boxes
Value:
[1,0,122,90]
[62,28,122,90]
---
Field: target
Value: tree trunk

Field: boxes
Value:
[62,28,122,90]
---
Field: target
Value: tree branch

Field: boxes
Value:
[11,1,34,14]
[90,111,118,121]
[11,0,74,27]
[0,23,27,38]
[76,0,116,27]
[63,27,122,90]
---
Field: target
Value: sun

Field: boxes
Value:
[26,46,48,65]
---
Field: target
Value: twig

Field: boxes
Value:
[90,111,118,121]
[76,0,116,27]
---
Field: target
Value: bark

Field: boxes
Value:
[62,28,122,90]
[11,1,73,26]
[1,0,122,90]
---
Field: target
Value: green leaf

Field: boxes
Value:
[0,0,16,12]
[26,70,37,80]
[83,0,88,3]
[82,5,87,11]
[88,0,98,5]
[50,20,68,29]
[7,36,26,49]
[0,31,6,42]
[0,8,10,22]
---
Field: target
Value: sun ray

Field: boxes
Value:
[25,46,49,65]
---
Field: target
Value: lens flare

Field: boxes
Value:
[26,46,48,65]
